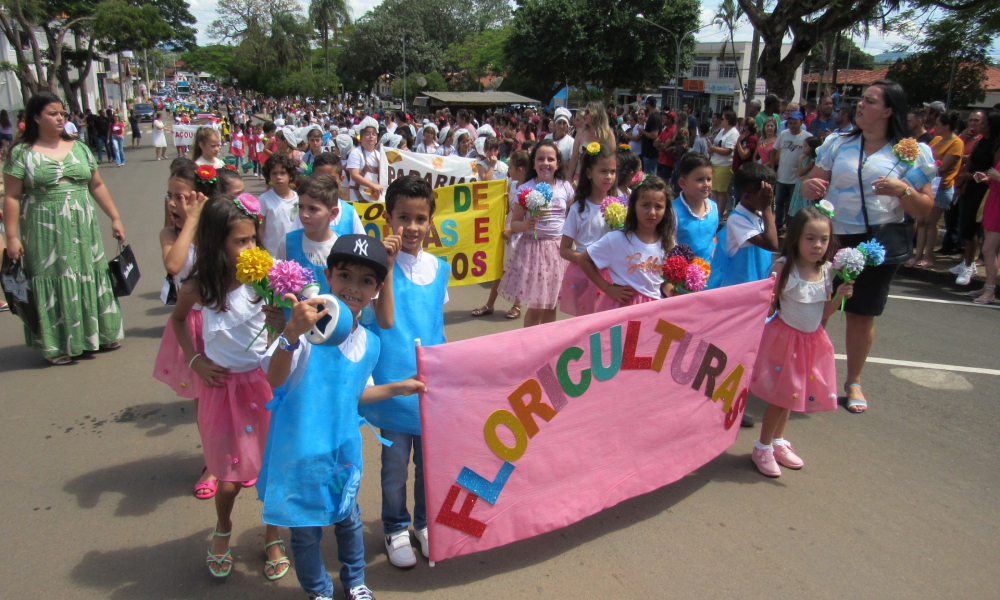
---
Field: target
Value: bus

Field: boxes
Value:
[176,81,190,96]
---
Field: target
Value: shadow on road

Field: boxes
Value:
[0,342,49,373]
[63,452,203,517]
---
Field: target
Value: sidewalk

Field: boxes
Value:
[897,250,987,288]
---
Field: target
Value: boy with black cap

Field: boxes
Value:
[260,232,421,600]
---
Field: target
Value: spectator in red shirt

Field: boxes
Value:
[654,111,677,182]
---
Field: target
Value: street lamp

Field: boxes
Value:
[637,13,710,111]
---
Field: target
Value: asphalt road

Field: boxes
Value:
[2,126,998,599]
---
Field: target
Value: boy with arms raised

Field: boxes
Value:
[260,232,419,600]
[360,175,450,568]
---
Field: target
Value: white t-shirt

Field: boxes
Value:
[585,230,666,299]
[345,146,380,202]
[276,231,337,264]
[64,121,78,136]
[195,156,226,168]
[561,200,610,252]
[414,142,439,154]
[711,127,740,167]
[774,258,833,333]
[259,188,299,255]
[476,157,509,180]
[516,179,573,238]
[544,133,576,163]
[395,251,449,303]
[724,204,765,257]
[629,124,643,156]
[774,129,812,184]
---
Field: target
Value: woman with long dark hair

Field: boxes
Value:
[800,80,936,413]
[2,91,127,365]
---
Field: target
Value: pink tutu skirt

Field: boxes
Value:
[749,316,838,412]
[595,290,659,312]
[152,310,203,399]
[498,236,566,310]
[198,367,273,482]
[559,263,611,316]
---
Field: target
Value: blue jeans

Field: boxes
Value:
[380,428,426,535]
[112,136,125,165]
[642,156,658,177]
[774,182,796,230]
[95,137,111,163]
[290,502,366,597]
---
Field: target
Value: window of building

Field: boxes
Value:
[692,59,710,78]
[714,95,735,114]
[719,62,740,79]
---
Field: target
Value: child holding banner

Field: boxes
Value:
[345,117,382,202]
[581,175,676,308]
[260,233,417,600]
[674,153,719,262]
[559,143,617,315]
[749,204,853,478]
[498,140,574,327]
[361,176,450,568]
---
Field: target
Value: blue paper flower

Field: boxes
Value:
[858,240,886,266]
[534,181,554,203]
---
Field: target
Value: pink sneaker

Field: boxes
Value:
[752,446,781,477]
[772,443,804,469]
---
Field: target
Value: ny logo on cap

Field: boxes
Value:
[354,239,369,256]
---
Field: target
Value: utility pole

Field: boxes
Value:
[402,33,407,112]
[946,55,958,109]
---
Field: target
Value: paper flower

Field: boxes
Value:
[833,247,866,279]
[857,240,886,266]
[519,183,552,239]
[603,202,627,229]
[235,247,273,285]
[268,260,315,297]
[816,200,835,219]
[224,164,238,171]
[517,187,532,211]
[685,263,707,292]
[523,190,548,211]
[235,193,262,223]
[662,255,689,283]
[195,164,218,183]
[892,138,920,164]
[692,257,711,279]
[534,181,554,204]
[585,141,601,155]
[630,171,647,187]
[667,243,695,262]
[619,143,631,150]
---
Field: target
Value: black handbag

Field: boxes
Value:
[108,242,141,297]
[1,249,41,336]
[163,272,178,305]
[855,149,913,264]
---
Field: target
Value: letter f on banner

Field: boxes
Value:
[435,485,487,538]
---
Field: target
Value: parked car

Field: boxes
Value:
[133,103,155,122]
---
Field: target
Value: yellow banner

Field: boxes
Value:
[349,179,507,286]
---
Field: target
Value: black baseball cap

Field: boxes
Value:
[326,234,388,281]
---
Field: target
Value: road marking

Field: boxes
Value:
[834,354,1000,376]
[888,294,1000,309]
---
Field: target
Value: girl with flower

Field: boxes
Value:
[748,205,853,478]
[498,140,575,327]
[169,194,289,580]
[559,143,620,315]
[580,175,676,310]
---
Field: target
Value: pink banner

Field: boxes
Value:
[418,278,773,562]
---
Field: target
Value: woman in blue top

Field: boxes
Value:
[801,80,935,414]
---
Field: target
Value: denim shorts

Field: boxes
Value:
[934,185,954,209]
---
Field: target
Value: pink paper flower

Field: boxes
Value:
[685,263,706,292]
[237,193,261,218]
[268,260,315,297]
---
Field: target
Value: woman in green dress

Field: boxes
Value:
[3,92,127,365]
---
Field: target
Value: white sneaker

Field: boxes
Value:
[347,586,375,600]
[949,261,966,275]
[956,264,977,286]
[413,527,429,559]
[384,530,416,568]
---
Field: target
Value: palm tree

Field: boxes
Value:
[269,12,311,70]
[309,0,351,77]
[714,0,746,108]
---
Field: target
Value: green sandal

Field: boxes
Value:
[263,539,290,581]
[845,383,868,414]
[206,527,233,578]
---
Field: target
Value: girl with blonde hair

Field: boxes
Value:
[566,101,616,181]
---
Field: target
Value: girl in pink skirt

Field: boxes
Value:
[170,193,288,579]
[498,140,574,327]
[559,143,620,316]
[579,175,676,310]
[749,205,854,478]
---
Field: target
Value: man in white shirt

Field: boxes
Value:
[770,110,811,230]
[63,119,79,139]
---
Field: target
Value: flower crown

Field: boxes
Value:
[196,164,218,184]
[235,193,263,224]
[815,200,835,219]
[584,141,601,156]
[619,143,631,151]
[631,171,648,188]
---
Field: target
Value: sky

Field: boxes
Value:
[187,0,996,59]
